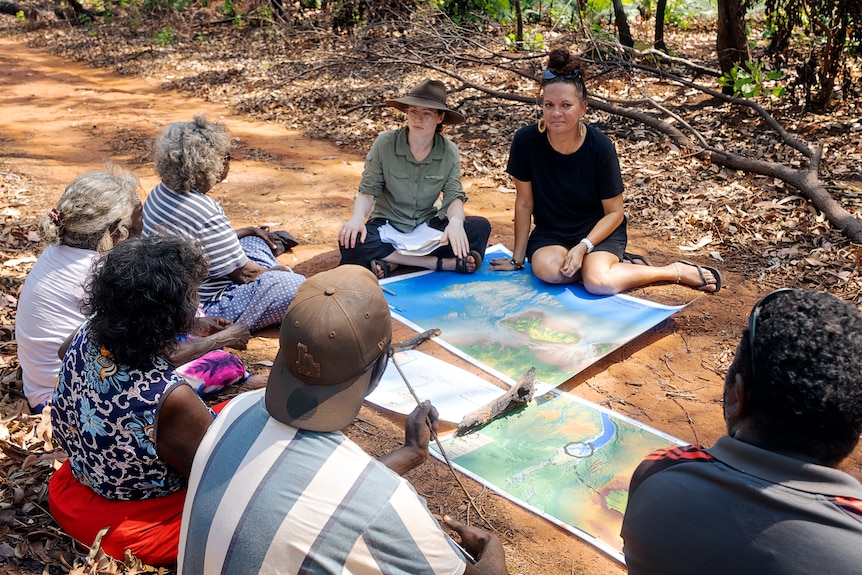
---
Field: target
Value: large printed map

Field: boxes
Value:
[383,245,684,387]
[435,390,683,562]
[381,247,688,562]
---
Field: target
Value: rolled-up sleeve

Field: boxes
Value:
[437,138,466,217]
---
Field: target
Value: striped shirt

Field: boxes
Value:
[178,389,467,575]
[142,182,248,303]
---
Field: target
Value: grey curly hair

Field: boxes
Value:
[42,169,141,254]
[155,116,231,194]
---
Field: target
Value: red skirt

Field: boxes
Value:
[48,460,184,565]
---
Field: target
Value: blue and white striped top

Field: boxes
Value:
[178,389,467,575]
[142,182,248,303]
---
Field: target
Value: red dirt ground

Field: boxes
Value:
[2,33,859,575]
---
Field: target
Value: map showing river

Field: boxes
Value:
[435,390,683,561]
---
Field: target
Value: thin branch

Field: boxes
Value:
[589,57,814,159]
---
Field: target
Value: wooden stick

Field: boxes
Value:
[456,367,536,436]
[388,351,498,532]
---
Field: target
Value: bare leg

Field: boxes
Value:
[582,253,720,295]
[531,247,719,294]
[530,246,579,284]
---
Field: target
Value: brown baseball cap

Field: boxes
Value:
[385,78,466,125]
[265,265,392,432]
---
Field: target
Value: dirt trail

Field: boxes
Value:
[0,32,817,575]
[0,35,363,258]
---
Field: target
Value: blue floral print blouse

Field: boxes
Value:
[51,321,211,500]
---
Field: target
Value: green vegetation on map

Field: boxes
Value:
[500,314,581,344]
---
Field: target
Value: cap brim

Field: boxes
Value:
[385,97,466,125]
[265,348,373,432]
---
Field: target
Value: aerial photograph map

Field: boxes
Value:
[382,245,685,387]
[381,246,688,561]
[435,390,682,561]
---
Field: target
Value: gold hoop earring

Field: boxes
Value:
[537,118,546,133]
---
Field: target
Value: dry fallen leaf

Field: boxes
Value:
[678,234,713,251]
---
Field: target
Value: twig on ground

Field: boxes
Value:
[669,396,701,445]
[662,353,694,383]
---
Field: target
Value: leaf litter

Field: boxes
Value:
[1,8,861,574]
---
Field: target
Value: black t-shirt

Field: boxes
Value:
[506,123,624,239]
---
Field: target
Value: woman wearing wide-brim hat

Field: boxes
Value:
[338,78,491,278]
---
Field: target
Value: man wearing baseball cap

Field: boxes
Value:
[177,265,507,574]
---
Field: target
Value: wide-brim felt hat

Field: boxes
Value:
[265,265,392,432]
[385,79,466,125]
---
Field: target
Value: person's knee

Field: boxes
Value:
[468,215,491,234]
[239,235,269,250]
[581,271,616,295]
[240,235,277,266]
[466,216,492,245]
[531,259,565,284]
[256,270,305,302]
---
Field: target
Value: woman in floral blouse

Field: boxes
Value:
[49,236,216,565]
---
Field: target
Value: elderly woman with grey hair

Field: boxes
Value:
[16,169,256,412]
[143,116,305,331]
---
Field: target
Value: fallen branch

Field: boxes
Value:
[457,367,536,436]
[587,96,862,242]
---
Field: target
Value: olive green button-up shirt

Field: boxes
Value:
[358,127,467,233]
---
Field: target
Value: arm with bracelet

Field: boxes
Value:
[489,177,534,272]
[559,194,624,279]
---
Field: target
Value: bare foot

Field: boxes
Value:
[244,373,269,390]
[462,253,478,273]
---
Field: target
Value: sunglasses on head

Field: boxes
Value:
[542,69,581,81]
[747,288,798,379]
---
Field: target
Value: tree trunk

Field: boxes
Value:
[612,0,634,48]
[654,0,667,51]
[514,0,523,50]
[716,0,750,77]
[814,12,847,108]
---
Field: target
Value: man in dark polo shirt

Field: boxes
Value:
[622,289,862,574]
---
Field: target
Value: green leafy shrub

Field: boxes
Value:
[718,60,785,98]
[154,26,176,45]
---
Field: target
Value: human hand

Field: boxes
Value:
[441,219,468,259]
[404,400,439,454]
[191,315,232,337]
[561,245,586,278]
[339,218,367,249]
[216,323,252,350]
[489,256,521,272]
[237,226,279,251]
[443,515,499,562]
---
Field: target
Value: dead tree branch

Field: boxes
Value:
[309,22,861,242]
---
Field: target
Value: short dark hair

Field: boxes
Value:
[736,289,862,464]
[84,236,209,367]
